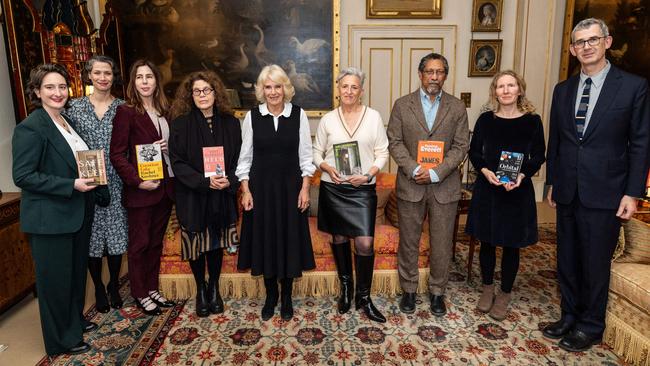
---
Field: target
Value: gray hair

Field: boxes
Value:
[418,53,449,75]
[84,55,121,85]
[571,18,609,43]
[336,67,365,87]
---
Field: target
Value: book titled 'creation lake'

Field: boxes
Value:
[76,149,107,185]
[417,141,445,169]
[333,141,362,177]
[496,151,524,183]
[135,143,164,180]
[203,146,225,177]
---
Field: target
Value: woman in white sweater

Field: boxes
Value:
[313,67,389,323]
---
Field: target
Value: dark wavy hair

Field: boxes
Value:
[125,59,169,116]
[27,63,70,109]
[83,55,122,86]
[169,71,233,120]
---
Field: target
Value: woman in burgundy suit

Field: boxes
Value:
[110,59,175,315]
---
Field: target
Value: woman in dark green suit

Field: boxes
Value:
[12,64,109,356]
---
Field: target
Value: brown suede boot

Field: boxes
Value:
[476,284,495,313]
[488,290,512,321]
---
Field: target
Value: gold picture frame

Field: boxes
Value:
[366,0,442,19]
[471,0,503,32]
[468,39,502,77]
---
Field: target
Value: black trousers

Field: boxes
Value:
[30,195,93,355]
[556,196,620,337]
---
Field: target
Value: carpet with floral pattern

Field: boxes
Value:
[37,225,624,365]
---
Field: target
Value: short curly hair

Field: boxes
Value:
[27,63,70,109]
[254,64,295,103]
[169,71,233,120]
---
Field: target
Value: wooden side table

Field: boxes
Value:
[0,192,35,314]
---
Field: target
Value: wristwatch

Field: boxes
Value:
[364,173,372,183]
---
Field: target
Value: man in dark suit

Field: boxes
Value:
[544,18,650,352]
[387,53,470,316]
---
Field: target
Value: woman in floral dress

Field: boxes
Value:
[66,55,127,313]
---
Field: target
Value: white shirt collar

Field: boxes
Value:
[259,102,292,118]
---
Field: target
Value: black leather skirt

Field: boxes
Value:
[317,181,377,237]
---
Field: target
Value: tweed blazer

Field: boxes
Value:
[387,89,470,203]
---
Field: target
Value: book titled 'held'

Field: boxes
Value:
[203,146,225,177]
[135,144,164,180]
[496,151,524,183]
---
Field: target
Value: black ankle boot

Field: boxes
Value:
[262,278,278,321]
[354,254,386,323]
[88,257,109,313]
[195,282,209,317]
[331,241,353,314]
[280,278,294,321]
[207,279,224,314]
[107,255,123,309]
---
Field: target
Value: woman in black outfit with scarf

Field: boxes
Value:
[169,71,241,316]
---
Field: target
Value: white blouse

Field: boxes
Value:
[235,102,316,181]
[313,106,389,184]
[146,111,174,177]
[54,116,89,154]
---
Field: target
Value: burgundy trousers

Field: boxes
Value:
[127,196,173,298]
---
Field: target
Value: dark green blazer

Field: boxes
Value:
[12,108,109,234]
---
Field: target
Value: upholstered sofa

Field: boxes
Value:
[605,217,650,366]
[159,172,432,299]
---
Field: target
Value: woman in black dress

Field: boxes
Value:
[466,70,546,321]
[236,64,316,321]
[169,71,241,317]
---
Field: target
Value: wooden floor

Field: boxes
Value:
[0,204,556,365]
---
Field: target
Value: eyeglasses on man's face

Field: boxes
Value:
[572,36,606,49]
[421,69,446,77]
[192,87,214,96]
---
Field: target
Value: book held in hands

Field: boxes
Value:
[135,143,164,180]
[333,141,362,177]
[496,151,524,183]
[417,140,445,170]
[203,146,225,177]
[76,149,107,185]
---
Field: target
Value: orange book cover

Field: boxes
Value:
[417,140,444,170]
[203,146,225,177]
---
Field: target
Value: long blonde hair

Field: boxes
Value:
[482,70,536,114]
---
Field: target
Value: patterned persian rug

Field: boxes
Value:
[37,225,624,365]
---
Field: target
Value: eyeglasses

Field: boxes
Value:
[421,69,446,77]
[192,87,214,96]
[572,36,606,49]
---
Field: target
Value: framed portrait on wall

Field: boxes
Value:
[471,0,502,32]
[559,0,649,82]
[105,0,340,117]
[366,0,442,19]
[468,39,502,77]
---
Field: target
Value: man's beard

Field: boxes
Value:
[425,83,441,95]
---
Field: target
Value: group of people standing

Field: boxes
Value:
[12,17,648,357]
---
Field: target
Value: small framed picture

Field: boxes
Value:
[471,0,503,32]
[468,39,502,77]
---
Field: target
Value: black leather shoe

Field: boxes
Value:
[542,318,574,339]
[83,320,98,333]
[65,341,91,355]
[559,329,602,352]
[135,297,162,316]
[208,282,224,314]
[399,292,416,314]
[149,290,175,308]
[429,294,447,317]
[107,282,123,309]
[195,283,209,317]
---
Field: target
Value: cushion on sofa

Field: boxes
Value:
[609,262,650,314]
[616,218,650,264]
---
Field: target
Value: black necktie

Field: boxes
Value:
[575,78,592,139]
